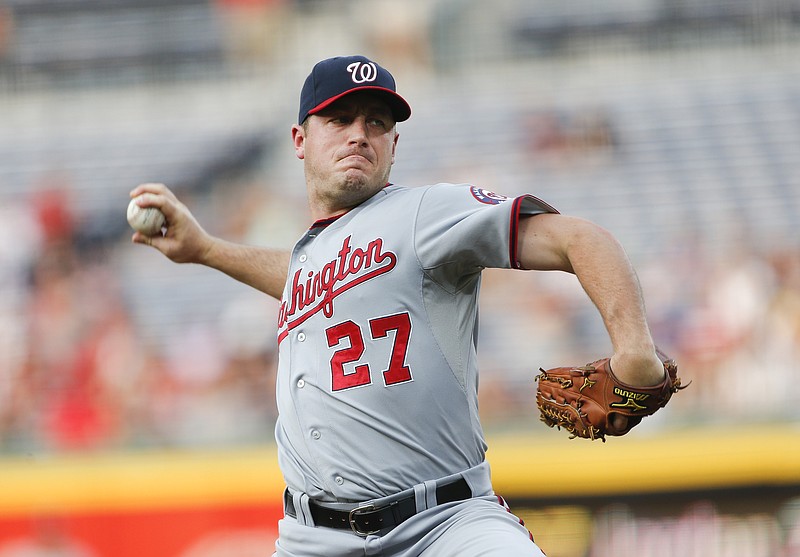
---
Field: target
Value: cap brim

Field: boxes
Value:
[307,86,412,123]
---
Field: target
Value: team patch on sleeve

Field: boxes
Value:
[470,186,509,205]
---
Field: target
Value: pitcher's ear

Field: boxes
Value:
[292,124,305,160]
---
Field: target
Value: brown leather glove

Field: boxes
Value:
[535,350,685,441]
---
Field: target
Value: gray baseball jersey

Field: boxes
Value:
[274,182,556,503]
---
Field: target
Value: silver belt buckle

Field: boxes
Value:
[348,504,380,537]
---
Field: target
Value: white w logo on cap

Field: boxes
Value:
[346,61,378,84]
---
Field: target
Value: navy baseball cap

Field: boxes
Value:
[298,55,412,124]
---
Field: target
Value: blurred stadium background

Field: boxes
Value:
[1,0,799,555]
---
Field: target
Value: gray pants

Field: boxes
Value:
[274,461,546,557]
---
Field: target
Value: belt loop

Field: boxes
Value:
[293,491,315,527]
[423,480,438,509]
[413,483,426,513]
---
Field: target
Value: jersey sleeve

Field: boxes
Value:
[414,184,558,282]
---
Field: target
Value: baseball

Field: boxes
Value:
[127,197,166,236]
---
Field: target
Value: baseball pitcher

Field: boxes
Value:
[130,55,682,556]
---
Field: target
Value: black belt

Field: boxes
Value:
[284,477,472,537]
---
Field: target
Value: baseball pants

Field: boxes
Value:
[273,462,546,557]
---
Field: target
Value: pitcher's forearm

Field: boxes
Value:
[565,226,663,385]
[201,239,290,300]
[568,226,653,354]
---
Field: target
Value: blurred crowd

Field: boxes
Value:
[0,167,798,456]
[0,179,286,454]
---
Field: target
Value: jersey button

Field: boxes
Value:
[297,379,305,389]
[334,476,344,485]
[299,254,307,263]
[311,430,321,440]
[297,332,306,342]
